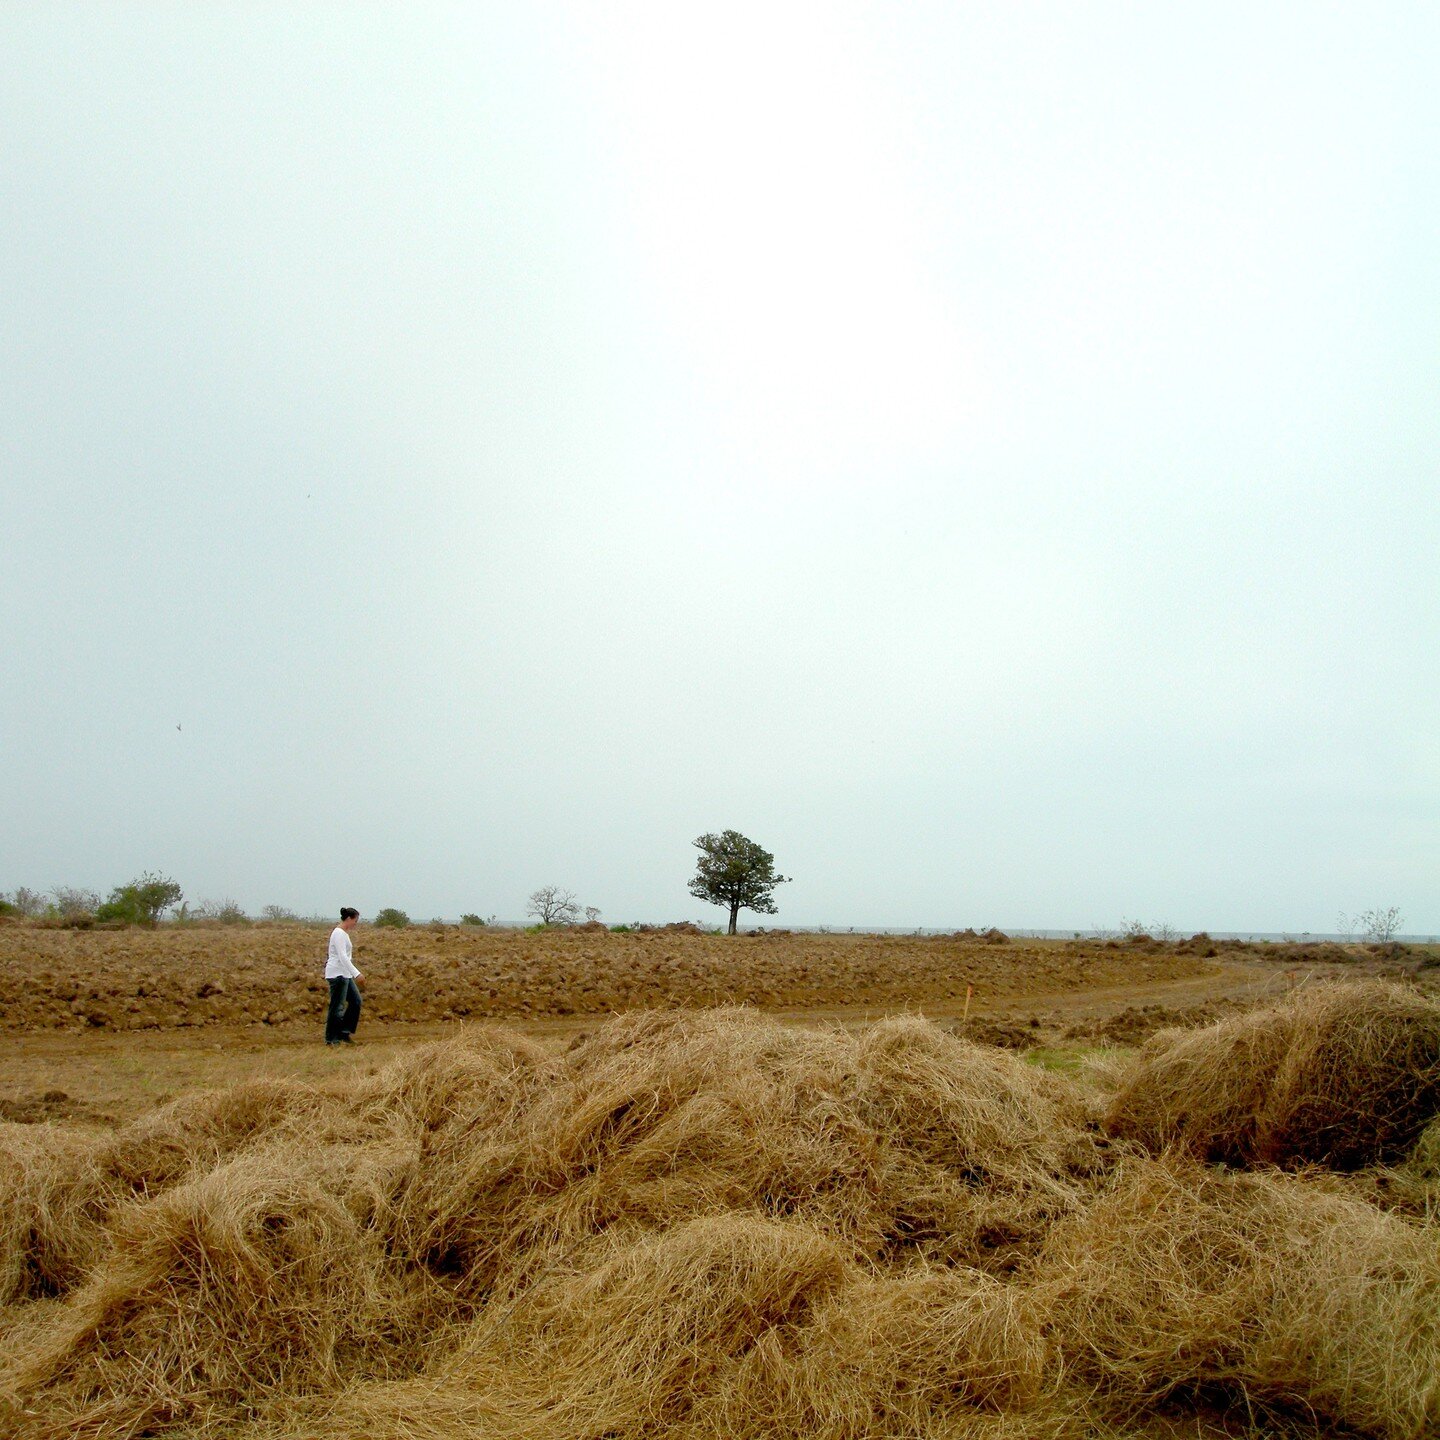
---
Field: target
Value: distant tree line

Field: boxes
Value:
[3,840,1408,942]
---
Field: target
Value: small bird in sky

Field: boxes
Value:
[176,724,182,732]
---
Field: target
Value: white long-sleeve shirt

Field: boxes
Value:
[325,926,359,979]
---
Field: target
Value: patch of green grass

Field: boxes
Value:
[1024,1044,1130,1075]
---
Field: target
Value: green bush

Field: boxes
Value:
[96,872,183,926]
[460,913,489,926]
[374,907,411,928]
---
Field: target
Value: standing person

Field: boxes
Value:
[325,907,363,1045]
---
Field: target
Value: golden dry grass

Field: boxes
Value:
[0,994,1437,1440]
[1104,979,1440,1168]
[1031,1153,1440,1439]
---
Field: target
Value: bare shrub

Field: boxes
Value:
[47,887,99,920]
[1358,906,1405,943]
[3,887,44,918]
[192,899,249,924]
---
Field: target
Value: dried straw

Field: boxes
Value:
[1105,980,1440,1169]
[5,1139,421,1440]
[5,1007,1439,1440]
[1031,1153,1440,1440]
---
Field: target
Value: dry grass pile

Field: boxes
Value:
[1104,979,1440,1168]
[278,1218,1052,1440]
[446,1213,850,1437]
[0,1078,352,1305]
[1031,1154,1440,1440]
[850,1016,1104,1265]
[354,1026,559,1136]
[95,1076,350,1192]
[0,1124,112,1303]
[8,1139,427,1440]
[401,1009,1103,1300]
[688,1259,1049,1439]
[3,1006,1440,1440]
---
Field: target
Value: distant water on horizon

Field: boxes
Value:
[755,927,1439,943]
[465,922,1438,943]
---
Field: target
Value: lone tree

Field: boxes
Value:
[688,830,789,935]
[528,885,581,927]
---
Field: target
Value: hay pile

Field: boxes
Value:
[0,1122,108,1303]
[0,1077,354,1305]
[311,1222,1053,1440]
[397,1010,1102,1302]
[11,1141,427,1439]
[1032,1154,1440,1439]
[2,1001,1439,1440]
[1104,978,1440,1168]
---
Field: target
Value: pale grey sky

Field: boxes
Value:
[2,4,1436,932]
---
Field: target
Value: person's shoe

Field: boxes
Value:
[326,1040,340,1046]
[339,1034,356,1044]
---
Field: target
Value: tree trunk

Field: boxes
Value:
[728,899,739,935]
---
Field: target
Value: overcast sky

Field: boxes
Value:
[2,4,1435,932]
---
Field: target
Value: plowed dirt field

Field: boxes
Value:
[1,923,1208,1033]
[0,922,1420,1123]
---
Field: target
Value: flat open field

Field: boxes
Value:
[0,920,1427,1122]
[0,922,1221,1033]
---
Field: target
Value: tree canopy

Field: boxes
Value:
[687,830,789,935]
[96,872,183,925]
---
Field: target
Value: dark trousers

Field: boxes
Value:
[326,976,361,1043]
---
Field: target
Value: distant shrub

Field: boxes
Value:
[36,911,97,930]
[0,898,18,917]
[374,907,411,929]
[2,886,44,918]
[260,905,299,922]
[193,899,249,924]
[460,913,490,926]
[1358,906,1405,943]
[609,923,634,933]
[96,873,183,927]
[48,886,101,920]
